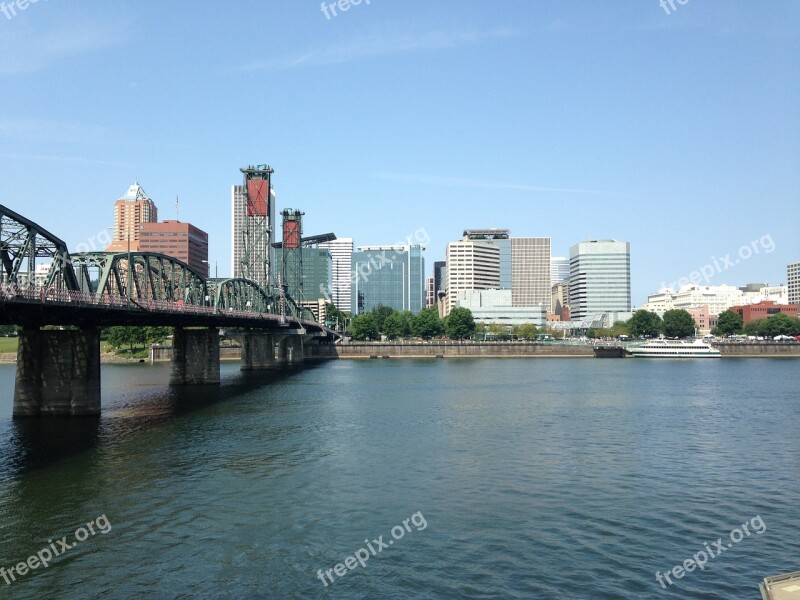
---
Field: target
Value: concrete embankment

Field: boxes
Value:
[713,342,800,357]
[334,342,594,358]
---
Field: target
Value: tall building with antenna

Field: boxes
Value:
[106,182,158,252]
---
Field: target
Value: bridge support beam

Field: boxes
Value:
[240,332,276,370]
[14,328,101,417]
[170,327,220,385]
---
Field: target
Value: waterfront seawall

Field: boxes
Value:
[713,342,800,357]
[334,342,594,358]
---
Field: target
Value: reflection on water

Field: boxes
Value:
[0,363,304,481]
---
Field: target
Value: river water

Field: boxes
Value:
[0,358,798,599]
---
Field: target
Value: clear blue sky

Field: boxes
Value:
[1,0,798,304]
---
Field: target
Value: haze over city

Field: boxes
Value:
[1,1,798,304]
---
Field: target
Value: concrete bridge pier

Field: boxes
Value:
[13,328,101,417]
[170,327,220,385]
[286,335,305,367]
[273,335,289,369]
[240,332,276,370]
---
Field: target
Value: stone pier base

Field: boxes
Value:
[14,328,101,417]
[170,327,220,385]
[240,332,276,370]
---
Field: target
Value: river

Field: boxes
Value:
[0,358,798,599]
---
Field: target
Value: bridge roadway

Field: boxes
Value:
[0,203,335,418]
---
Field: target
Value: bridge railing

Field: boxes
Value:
[0,282,314,326]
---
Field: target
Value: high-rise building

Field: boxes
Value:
[351,245,425,314]
[551,256,570,285]
[319,237,354,313]
[106,183,158,252]
[139,221,209,275]
[274,246,332,304]
[569,239,631,320]
[789,261,800,306]
[462,229,511,289]
[433,260,447,295]
[511,237,551,309]
[445,239,500,314]
[231,169,276,290]
[426,276,435,307]
[552,281,570,318]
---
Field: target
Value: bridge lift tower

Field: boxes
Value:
[238,164,275,292]
[280,209,304,314]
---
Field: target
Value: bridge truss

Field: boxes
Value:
[72,252,208,306]
[0,204,78,290]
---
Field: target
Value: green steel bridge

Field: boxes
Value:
[0,203,323,331]
[0,203,335,417]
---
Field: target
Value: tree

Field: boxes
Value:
[383,312,410,340]
[628,310,663,338]
[662,309,697,338]
[444,307,476,340]
[105,326,147,353]
[144,327,171,345]
[350,314,379,341]
[371,305,395,334]
[488,323,508,338]
[514,323,539,340]
[744,314,800,337]
[712,310,743,337]
[411,307,444,338]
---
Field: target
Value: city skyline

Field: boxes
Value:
[71,177,796,318]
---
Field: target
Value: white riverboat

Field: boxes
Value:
[628,339,721,358]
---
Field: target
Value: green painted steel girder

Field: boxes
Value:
[209,277,277,314]
[71,252,208,306]
[0,203,79,290]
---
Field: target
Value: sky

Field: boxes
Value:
[0,0,798,305]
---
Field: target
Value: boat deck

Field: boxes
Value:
[760,571,800,599]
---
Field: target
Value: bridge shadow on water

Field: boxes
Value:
[0,363,322,482]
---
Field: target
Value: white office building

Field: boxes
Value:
[569,239,631,320]
[788,262,800,306]
[642,283,789,317]
[454,289,546,326]
[319,237,354,313]
[551,256,570,285]
[445,240,500,315]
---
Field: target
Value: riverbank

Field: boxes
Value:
[335,341,594,358]
[0,351,148,364]
[712,341,800,357]
[3,342,796,364]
